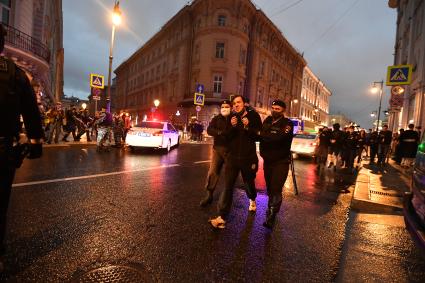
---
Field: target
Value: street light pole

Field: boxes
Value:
[106,1,121,113]
[373,80,384,132]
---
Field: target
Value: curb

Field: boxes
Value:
[350,167,403,214]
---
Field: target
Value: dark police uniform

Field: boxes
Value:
[377,128,392,165]
[0,52,43,267]
[260,110,293,226]
[217,107,262,217]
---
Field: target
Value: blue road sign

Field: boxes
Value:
[196,84,205,94]
[194,93,205,106]
[386,65,412,86]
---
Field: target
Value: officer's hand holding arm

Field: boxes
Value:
[207,116,221,136]
[245,114,262,140]
[231,116,238,127]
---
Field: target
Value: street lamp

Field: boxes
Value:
[154,99,160,108]
[81,103,87,110]
[370,80,384,131]
[106,0,122,113]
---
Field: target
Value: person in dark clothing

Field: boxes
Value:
[62,108,78,141]
[377,125,392,166]
[259,100,294,229]
[327,123,345,170]
[400,124,420,168]
[344,126,359,172]
[209,95,262,229]
[356,129,367,164]
[0,23,43,272]
[368,130,379,165]
[317,127,331,170]
[394,128,404,164]
[200,100,232,207]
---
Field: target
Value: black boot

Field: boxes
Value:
[263,208,278,229]
[200,191,213,207]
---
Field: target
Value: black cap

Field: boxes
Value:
[272,99,286,108]
[221,99,231,106]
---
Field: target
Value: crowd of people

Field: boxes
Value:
[40,106,132,150]
[315,123,422,173]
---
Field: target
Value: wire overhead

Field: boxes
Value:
[270,0,306,17]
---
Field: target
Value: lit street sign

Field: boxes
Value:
[90,73,105,89]
[386,65,412,86]
[196,84,204,94]
[194,93,205,106]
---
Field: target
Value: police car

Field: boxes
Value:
[291,133,318,157]
[126,121,180,152]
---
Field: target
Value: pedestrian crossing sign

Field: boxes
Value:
[386,65,412,86]
[194,93,205,106]
[90,73,105,89]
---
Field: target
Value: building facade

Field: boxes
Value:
[1,0,64,110]
[388,0,425,133]
[113,0,306,126]
[298,66,331,132]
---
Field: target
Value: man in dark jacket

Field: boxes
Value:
[327,123,345,170]
[0,23,43,272]
[400,123,420,168]
[377,124,392,166]
[200,100,232,207]
[344,125,359,172]
[317,127,331,169]
[368,130,379,165]
[259,100,293,228]
[209,95,262,228]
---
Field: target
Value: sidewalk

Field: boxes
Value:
[351,160,411,213]
[43,135,97,148]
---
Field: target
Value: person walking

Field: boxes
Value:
[95,108,113,152]
[209,95,262,229]
[200,100,232,207]
[259,100,294,228]
[316,127,331,170]
[344,125,359,173]
[368,130,379,165]
[327,123,345,171]
[377,125,392,167]
[0,23,43,272]
[356,129,367,164]
[400,124,420,168]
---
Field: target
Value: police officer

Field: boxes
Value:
[200,100,232,207]
[260,100,294,228]
[377,124,392,167]
[344,125,359,172]
[0,23,43,272]
[209,95,262,229]
[327,123,345,170]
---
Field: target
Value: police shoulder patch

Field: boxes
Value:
[0,58,8,72]
[284,125,292,134]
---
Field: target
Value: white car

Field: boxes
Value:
[291,133,318,157]
[126,121,180,152]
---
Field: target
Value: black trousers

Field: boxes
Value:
[370,145,378,163]
[218,157,258,217]
[264,159,290,212]
[0,140,16,255]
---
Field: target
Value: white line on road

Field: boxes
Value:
[194,160,211,164]
[12,164,180,188]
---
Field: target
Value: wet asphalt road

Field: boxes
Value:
[1,143,416,282]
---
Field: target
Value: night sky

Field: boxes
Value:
[63,0,396,128]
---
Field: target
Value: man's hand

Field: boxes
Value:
[242,117,249,127]
[231,117,238,127]
[27,143,42,159]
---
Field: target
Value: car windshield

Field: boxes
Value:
[294,134,316,139]
[136,122,163,129]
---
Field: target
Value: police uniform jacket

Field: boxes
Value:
[378,130,392,145]
[0,56,43,139]
[226,109,262,161]
[260,116,293,163]
[207,114,231,149]
[345,132,359,149]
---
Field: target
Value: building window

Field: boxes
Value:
[239,47,246,65]
[213,75,223,95]
[218,15,226,26]
[215,42,225,59]
[0,0,10,24]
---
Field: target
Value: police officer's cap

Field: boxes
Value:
[221,99,231,106]
[272,99,286,108]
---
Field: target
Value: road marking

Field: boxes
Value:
[194,160,211,164]
[12,164,180,188]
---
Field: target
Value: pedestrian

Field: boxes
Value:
[259,100,294,228]
[377,125,392,167]
[0,23,44,273]
[112,113,124,147]
[199,100,232,207]
[62,107,78,142]
[368,130,379,165]
[400,124,420,168]
[122,113,131,143]
[209,95,262,229]
[327,123,345,171]
[356,129,367,164]
[316,127,330,170]
[393,128,404,164]
[344,125,359,172]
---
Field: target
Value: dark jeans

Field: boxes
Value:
[378,144,390,165]
[345,148,357,168]
[0,140,16,255]
[264,159,290,212]
[205,147,228,192]
[370,145,378,163]
[218,157,258,217]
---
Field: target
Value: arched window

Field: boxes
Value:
[218,15,226,26]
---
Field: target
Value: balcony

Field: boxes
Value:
[3,23,50,63]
